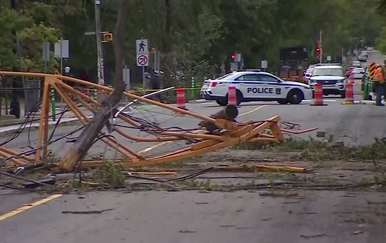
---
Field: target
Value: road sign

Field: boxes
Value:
[43,42,50,63]
[136,39,148,55]
[54,40,69,58]
[84,31,96,36]
[123,68,130,90]
[327,56,331,61]
[137,54,149,67]
[261,60,267,69]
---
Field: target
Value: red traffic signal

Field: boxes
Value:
[316,47,320,52]
[231,54,235,59]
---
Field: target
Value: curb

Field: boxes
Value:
[0,118,85,137]
[340,100,385,105]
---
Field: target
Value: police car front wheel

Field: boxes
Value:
[287,89,304,104]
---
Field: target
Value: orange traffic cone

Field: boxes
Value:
[228,86,237,105]
[310,83,327,106]
[350,70,355,84]
[176,88,187,110]
[343,82,354,105]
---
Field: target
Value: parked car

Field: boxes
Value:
[352,60,361,67]
[357,53,367,62]
[352,67,365,79]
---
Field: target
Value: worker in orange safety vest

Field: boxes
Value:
[374,63,385,106]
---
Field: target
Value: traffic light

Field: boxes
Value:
[316,47,321,59]
[231,54,235,60]
[102,32,113,42]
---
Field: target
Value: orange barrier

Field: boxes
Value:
[176,88,187,110]
[228,86,237,105]
[350,70,354,84]
[343,82,354,105]
[310,83,327,106]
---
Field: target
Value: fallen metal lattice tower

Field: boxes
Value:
[0,71,317,172]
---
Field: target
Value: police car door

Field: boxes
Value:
[259,74,283,98]
[234,74,269,98]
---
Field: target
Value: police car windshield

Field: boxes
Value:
[312,68,343,77]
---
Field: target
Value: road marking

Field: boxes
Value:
[238,105,267,117]
[137,105,268,155]
[0,194,62,222]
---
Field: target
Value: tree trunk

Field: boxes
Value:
[58,0,128,172]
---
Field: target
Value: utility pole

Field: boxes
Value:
[319,29,323,63]
[95,0,105,85]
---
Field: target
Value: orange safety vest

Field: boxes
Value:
[376,67,384,83]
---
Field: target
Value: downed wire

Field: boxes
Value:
[0,182,24,191]
[0,101,83,147]
[126,167,213,183]
[0,125,86,167]
[0,171,54,187]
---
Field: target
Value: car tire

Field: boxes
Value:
[341,91,346,98]
[287,89,304,104]
[216,100,228,106]
[235,90,243,105]
[277,99,288,105]
[312,91,315,98]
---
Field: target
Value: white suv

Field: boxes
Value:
[308,66,346,98]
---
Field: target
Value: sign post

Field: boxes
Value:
[54,39,69,118]
[123,67,130,90]
[261,60,268,71]
[235,53,241,70]
[54,39,70,74]
[136,39,149,89]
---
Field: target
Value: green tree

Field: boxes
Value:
[0,3,61,72]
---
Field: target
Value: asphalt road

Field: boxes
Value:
[1,50,386,243]
[1,191,386,243]
[365,49,385,65]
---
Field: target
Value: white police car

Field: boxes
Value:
[308,65,346,98]
[200,71,312,106]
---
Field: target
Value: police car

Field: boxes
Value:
[308,65,346,98]
[200,71,312,106]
